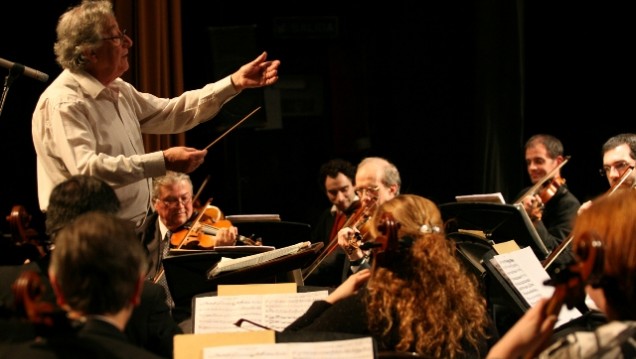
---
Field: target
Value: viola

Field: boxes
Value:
[525,231,603,359]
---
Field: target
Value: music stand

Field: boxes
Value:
[163,243,324,318]
[440,202,549,260]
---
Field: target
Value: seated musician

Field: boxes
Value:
[488,188,636,358]
[336,157,401,277]
[139,171,238,323]
[579,133,636,215]
[516,134,580,267]
[286,194,493,357]
[1,212,164,359]
[305,158,359,287]
[1,175,181,358]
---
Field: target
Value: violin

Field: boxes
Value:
[542,165,634,270]
[525,231,604,359]
[301,200,363,281]
[370,212,401,270]
[517,156,571,206]
[170,199,261,250]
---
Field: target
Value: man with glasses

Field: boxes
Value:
[32,0,280,229]
[579,133,636,214]
[336,157,401,275]
[140,171,237,323]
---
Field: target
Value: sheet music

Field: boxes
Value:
[491,246,582,327]
[194,290,328,333]
[202,337,374,359]
[207,241,311,277]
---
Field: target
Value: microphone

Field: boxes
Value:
[0,57,49,82]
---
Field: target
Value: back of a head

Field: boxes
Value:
[50,211,147,316]
[571,188,636,320]
[45,175,120,238]
[369,194,444,271]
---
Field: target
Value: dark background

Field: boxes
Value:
[0,1,632,236]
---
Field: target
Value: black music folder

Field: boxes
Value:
[163,243,324,312]
[439,202,549,260]
[232,221,311,249]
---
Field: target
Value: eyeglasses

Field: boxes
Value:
[599,161,634,177]
[355,186,380,197]
[159,194,192,208]
[102,29,127,45]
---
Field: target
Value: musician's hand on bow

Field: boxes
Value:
[337,226,363,260]
[577,200,592,216]
[213,226,238,246]
[522,194,544,222]
[486,298,558,358]
[326,269,371,304]
[163,147,207,173]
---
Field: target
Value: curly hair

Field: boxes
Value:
[366,194,489,357]
[54,0,114,71]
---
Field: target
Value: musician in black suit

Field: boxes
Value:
[305,158,359,287]
[1,212,163,358]
[515,134,580,267]
[140,171,237,325]
[1,175,181,358]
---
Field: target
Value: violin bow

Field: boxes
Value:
[204,107,261,151]
[515,155,571,205]
[192,175,210,205]
[543,165,634,270]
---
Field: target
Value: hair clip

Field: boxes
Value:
[420,224,441,234]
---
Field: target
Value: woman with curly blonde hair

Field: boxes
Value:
[286,194,491,358]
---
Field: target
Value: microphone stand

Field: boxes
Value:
[0,63,25,118]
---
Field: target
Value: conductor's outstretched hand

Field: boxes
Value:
[231,51,280,90]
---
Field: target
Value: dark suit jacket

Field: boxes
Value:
[516,184,580,267]
[0,262,181,358]
[1,318,163,359]
[127,281,183,358]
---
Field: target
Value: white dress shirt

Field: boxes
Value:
[32,69,238,226]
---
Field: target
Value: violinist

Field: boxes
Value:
[140,171,237,322]
[286,195,492,357]
[487,188,636,359]
[578,133,636,215]
[305,159,359,287]
[516,134,580,267]
[337,157,401,276]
